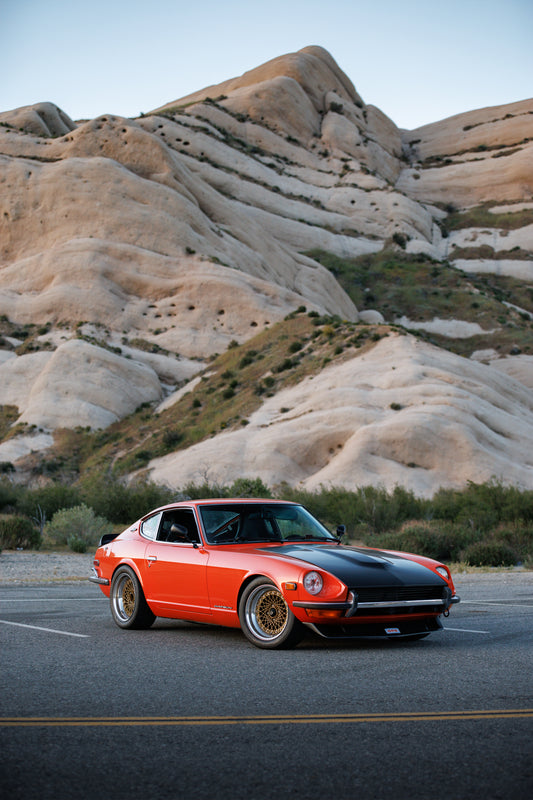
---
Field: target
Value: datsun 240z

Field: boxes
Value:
[90,499,460,649]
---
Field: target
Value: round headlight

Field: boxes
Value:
[303,571,323,595]
[436,566,449,580]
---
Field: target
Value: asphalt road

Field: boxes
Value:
[1,573,532,800]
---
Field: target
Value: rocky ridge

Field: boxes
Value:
[0,46,532,495]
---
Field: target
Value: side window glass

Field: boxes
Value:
[158,509,201,544]
[141,512,162,540]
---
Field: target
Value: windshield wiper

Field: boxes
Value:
[284,535,334,542]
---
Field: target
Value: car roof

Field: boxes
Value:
[180,498,296,506]
[150,498,299,514]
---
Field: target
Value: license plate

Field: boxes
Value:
[385,627,401,634]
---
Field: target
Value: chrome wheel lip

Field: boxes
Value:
[112,573,135,623]
[244,584,289,642]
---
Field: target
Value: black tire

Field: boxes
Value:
[238,578,304,649]
[110,566,156,630]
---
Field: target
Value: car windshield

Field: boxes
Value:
[198,503,337,545]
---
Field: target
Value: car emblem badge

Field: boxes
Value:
[385,627,401,634]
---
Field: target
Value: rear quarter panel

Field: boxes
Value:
[93,526,145,597]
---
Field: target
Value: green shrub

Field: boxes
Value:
[276,484,422,535]
[180,481,227,500]
[430,480,533,531]
[15,484,82,520]
[44,504,113,552]
[374,521,474,562]
[162,429,183,449]
[274,358,295,373]
[492,522,533,562]
[179,477,272,500]
[392,232,407,249]
[79,474,174,524]
[67,534,91,553]
[0,515,40,549]
[0,479,21,513]
[461,541,517,567]
[229,478,272,498]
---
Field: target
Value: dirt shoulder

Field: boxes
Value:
[0,550,94,584]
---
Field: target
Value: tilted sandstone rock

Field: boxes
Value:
[0,46,532,493]
[0,339,163,429]
[0,101,76,138]
[147,334,533,497]
[398,98,533,208]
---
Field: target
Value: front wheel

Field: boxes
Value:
[110,566,155,630]
[238,578,304,649]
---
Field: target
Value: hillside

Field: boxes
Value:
[0,45,532,496]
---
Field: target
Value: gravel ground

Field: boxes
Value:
[0,550,94,584]
[0,550,531,586]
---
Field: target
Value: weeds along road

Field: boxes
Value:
[0,572,532,800]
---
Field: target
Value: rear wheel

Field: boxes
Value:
[238,578,304,649]
[110,566,155,630]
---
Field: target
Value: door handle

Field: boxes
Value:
[147,555,157,566]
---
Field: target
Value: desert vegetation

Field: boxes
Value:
[308,248,533,357]
[441,202,533,233]
[0,473,531,568]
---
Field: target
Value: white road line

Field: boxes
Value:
[460,601,533,608]
[0,598,102,602]
[0,620,89,638]
[444,627,489,634]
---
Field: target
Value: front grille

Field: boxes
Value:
[354,585,444,604]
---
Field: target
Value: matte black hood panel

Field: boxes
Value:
[262,544,446,588]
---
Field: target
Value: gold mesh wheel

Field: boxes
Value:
[112,572,137,623]
[121,577,135,618]
[243,581,293,643]
[254,589,288,636]
[110,567,155,629]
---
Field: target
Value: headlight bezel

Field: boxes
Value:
[303,570,324,596]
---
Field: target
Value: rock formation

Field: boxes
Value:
[0,46,532,494]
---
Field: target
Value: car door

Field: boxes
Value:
[141,508,211,617]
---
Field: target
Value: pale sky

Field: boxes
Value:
[2,0,532,130]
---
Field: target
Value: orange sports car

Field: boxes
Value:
[90,499,460,649]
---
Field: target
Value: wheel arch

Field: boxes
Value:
[237,573,279,610]
[111,560,146,590]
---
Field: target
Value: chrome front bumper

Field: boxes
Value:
[293,591,460,618]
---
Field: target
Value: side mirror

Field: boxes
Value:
[336,525,346,539]
[169,523,199,548]
[169,523,189,541]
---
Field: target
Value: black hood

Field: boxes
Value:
[261,544,446,588]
